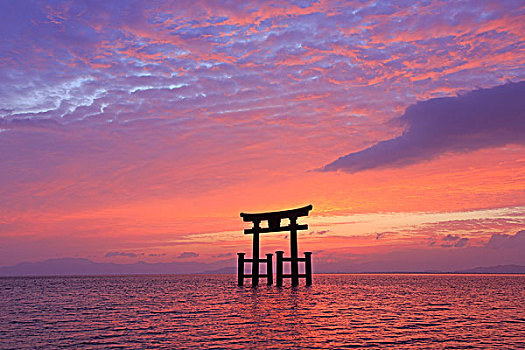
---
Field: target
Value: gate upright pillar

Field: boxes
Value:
[237,253,245,286]
[252,220,260,287]
[276,251,284,287]
[266,253,273,285]
[305,252,312,286]
[290,217,299,287]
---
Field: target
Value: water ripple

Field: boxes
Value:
[0,274,524,349]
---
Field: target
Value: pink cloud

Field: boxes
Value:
[1,0,524,268]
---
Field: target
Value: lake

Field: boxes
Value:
[1,274,524,349]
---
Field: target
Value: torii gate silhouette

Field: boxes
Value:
[237,204,313,287]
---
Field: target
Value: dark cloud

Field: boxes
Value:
[442,234,460,242]
[148,253,166,257]
[454,238,469,248]
[322,81,525,172]
[177,252,199,259]
[105,251,138,258]
[485,230,525,249]
[439,234,469,248]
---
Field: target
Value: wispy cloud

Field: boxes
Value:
[148,253,166,257]
[309,230,330,236]
[212,252,233,259]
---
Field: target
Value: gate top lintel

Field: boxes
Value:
[240,204,312,223]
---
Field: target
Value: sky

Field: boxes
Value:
[1,0,524,272]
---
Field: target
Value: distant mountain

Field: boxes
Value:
[0,258,235,277]
[454,264,525,274]
[2,259,524,277]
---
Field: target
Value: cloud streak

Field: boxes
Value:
[323,81,525,172]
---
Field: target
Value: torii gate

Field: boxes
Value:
[237,204,313,287]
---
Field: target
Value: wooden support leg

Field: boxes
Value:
[266,253,273,285]
[252,231,260,287]
[290,218,299,287]
[237,252,245,286]
[304,252,312,286]
[276,251,284,287]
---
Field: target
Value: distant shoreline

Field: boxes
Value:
[1,272,525,279]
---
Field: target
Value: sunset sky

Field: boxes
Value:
[1,0,524,272]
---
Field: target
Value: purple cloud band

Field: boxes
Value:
[105,251,139,258]
[177,252,199,259]
[322,81,525,172]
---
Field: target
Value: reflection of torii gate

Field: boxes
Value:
[237,204,313,287]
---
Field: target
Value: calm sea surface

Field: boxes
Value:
[1,274,524,349]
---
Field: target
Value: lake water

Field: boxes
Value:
[1,274,524,349]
